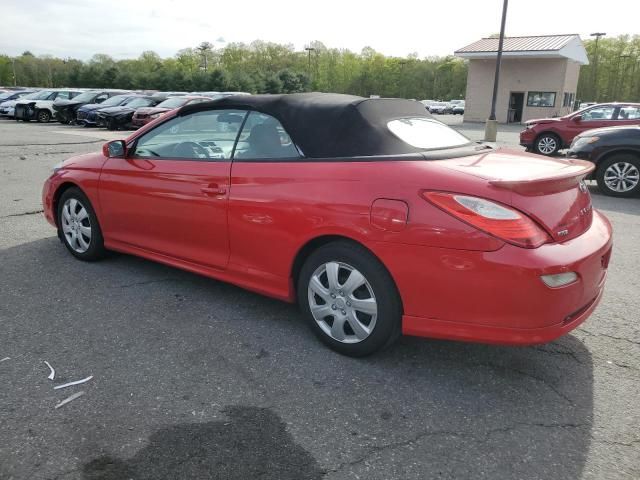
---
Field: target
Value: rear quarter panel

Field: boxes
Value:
[228,158,506,284]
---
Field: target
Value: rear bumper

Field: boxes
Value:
[372,210,612,345]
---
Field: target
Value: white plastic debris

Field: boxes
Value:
[44,361,56,380]
[0,357,10,363]
[54,391,85,409]
[54,375,93,390]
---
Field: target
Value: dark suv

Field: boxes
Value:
[520,103,640,155]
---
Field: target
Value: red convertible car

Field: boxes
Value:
[42,93,612,356]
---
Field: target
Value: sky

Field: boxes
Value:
[1,0,639,60]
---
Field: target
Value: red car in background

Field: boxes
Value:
[42,93,612,356]
[520,103,640,155]
[131,95,210,128]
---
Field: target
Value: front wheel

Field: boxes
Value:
[534,133,561,156]
[37,109,51,123]
[57,187,107,261]
[297,241,402,356]
[596,154,640,197]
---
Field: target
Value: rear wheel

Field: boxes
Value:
[57,187,107,261]
[596,154,640,197]
[535,133,561,156]
[37,109,51,123]
[297,241,401,356]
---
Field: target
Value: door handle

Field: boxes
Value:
[201,184,227,196]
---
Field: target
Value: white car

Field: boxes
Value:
[428,102,449,114]
[0,90,39,117]
[14,88,84,123]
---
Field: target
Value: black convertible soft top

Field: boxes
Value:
[178,92,435,158]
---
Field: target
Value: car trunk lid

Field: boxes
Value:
[436,150,595,243]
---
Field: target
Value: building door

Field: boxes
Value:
[508,92,525,123]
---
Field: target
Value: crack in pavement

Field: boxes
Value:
[580,328,640,346]
[479,362,575,405]
[114,278,180,288]
[325,422,588,476]
[0,140,103,147]
[2,209,44,218]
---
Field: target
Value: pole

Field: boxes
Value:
[590,33,606,101]
[305,47,315,85]
[11,58,17,86]
[484,0,508,141]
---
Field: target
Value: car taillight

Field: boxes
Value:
[422,191,550,248]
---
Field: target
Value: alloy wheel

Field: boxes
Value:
[307,261,378,344]
[603,162,640,193]
[537,136,557,155]
[61,198,92,253]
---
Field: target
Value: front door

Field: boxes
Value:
[508,92,524,123]
[98,109,248,269]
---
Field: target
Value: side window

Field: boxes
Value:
[95,94,109,104]
[234,112,301,160]
[132,109,247,161]
[582,106,615,121]
[56,91,71,100]
[616,106,640,120]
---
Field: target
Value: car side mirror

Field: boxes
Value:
[572,115,582,122]
[103,140,127,158]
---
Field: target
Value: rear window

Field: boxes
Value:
[387,117,470,150]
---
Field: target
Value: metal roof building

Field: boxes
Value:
[455,34,589,123]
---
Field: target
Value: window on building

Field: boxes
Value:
[563,93,575,108]
[527,92,556,107]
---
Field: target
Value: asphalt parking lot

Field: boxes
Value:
[1,119,639,480]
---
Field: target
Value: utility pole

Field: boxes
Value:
[305,47,316,85]
[484,0,508,142]
[590,32,606,101]
[11,58,17,86]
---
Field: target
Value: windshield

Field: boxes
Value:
[124,97,154,108]
[69,91,98,103]
[156,97,188,109]
[387,117,471,150]
[0,92,16,100]
[27,91,55,100]
[100,95,129,107]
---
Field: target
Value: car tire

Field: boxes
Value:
[106,118,117,131]
[596,154,640,198]
[37,109,51,123]
[57,187,107,261]
[297,241,402,356]
[534,133,561,156]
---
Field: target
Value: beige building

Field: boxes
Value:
[455,35,589,124]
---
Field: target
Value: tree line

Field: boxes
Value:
[0,40,466,100]
[0,35,638,102]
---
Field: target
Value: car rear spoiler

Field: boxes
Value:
[489,160,595,195]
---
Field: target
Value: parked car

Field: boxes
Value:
[1,90,42,117]
[53,89,129,124]
[97,96,162,130]
[452,102,465,115]
[567,125,640,197]
[520,103,640,155]
[0,90,37,117]
[42,93,611,356]
[0,89,36,103]
[76,94,137,126]
[131,95,210,128]
[446,99,464,114]
[428,102,448,114]
[14,89,84,123]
